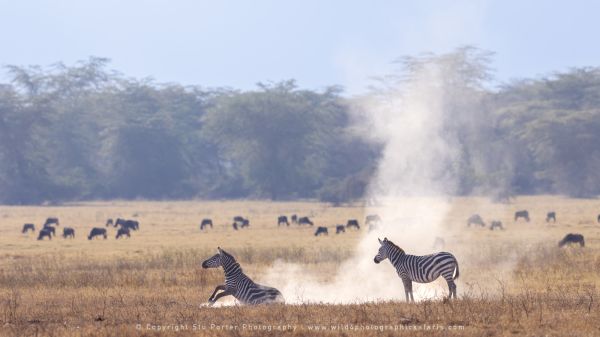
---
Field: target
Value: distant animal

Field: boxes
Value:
[314,227,328,236]
[558,233,585,248]
[365,214,381,226]
[116,219,139,231]
[546,212,556,223]
[232,222,238,230]
[43,225,56,237]
[514,210,530,222]
[291,214,298,224]
[298,217,314,226]
[44,217,59,227]
[490,221,504,230]
[22,223,35,233]
[374,238,459,301]
[62,227,75,238]
[346,219,360,230]
[106,218,113,227]
[277,216,289,226]
[37,229,52,240]
[200,218,213,230]
[114,218,126,227]
[201,247,283,305]
[432,237,445,250]
[467,214,485,227]
[88,227,107,240]
[336,225,345,234]
[241,219,250,228]
[116,227,130,239]
[233,216,244,224]
[597,214,600,223]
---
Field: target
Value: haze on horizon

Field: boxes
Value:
[1,0,599,95]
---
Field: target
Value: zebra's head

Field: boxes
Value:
[201,247,237,269]
[374,237,403,264]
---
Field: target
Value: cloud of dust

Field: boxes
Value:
[261,60,467,304]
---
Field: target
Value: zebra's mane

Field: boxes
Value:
[220,249,242,271]
[385,239,405,254]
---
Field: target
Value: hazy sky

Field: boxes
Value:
[1,0,599,94]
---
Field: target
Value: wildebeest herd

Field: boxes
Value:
[21,217,140,241]
[199,214,381,237]
[467,210,593,248]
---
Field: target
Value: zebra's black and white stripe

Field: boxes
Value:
[201,247,283,305]
[374,237,459,301]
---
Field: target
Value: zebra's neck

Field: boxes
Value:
[222,260,243,280]
[387,244,406,266]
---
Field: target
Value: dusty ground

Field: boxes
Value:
[0,196,599,336]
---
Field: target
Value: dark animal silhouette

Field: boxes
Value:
[597,214,600,223]
[116,227,130,239]
[291,214,298,224]
[558,233,585,247]
[116,219,139,230]
[346,219,360,230]
[114,218,126,227]
[336,225,345,234]
[106,219,113,227]
[232,222,238,230]
[365,214,381,225]
[315,227,328,236]
[22,223,35,233]
[88,227,107,240]
[277,216,289,226]
[514,210,530,222]
[490,221,504,230]
[233,216,244,223]
[546,212,556,223]
[241,219,250,228]
[63,227,75,238]
[298,216,314,226]
[44,217,59,227]
[38,229,52,240]
[43,225,56,236]
[200,218,213,230]
[467,214,485,227]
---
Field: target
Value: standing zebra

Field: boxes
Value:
[373,238,459,301]
[201,248,283,305]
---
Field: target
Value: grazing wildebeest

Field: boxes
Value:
[277,216,289,226]
[298,217,313,226]
[365,214,381,226]
[116,227,130,239]
[432,237,445,250]
[291,214,298,224]
[44,217,59,227]
[546,212,556,223]
[22,223,35,233]
[116,219,139,231]
[467,214,485,227]
[241,219,250,228]
[558,233,585,248]
[490,221,504,230]
[233,216,244,224]
[43,225,56,237]
[38,229,52,240]
[63,227,75,238]
[114,218,126,227]
[336,225,345,234]
[88,227,107,240]
[202,248,283,305]
[514,210,530,222]
[314,227,328,236]
[200,218,213,230]
[346,219,360,230]
[106,219,114,227]
[232,222,238,230]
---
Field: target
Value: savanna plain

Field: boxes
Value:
[1,196,599,336]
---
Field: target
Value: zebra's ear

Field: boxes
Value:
[217,247,223,254]
[384,237,388,242]
[378,238,383,245]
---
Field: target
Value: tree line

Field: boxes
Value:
[0,48,599,204]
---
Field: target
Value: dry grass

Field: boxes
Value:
[0,196,599,336]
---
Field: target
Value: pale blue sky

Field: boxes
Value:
[1,0,599,94]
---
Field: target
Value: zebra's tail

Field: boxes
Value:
[453,262,460,280]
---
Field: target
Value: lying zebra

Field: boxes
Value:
[374,237,460,301]
[202,248,283,305]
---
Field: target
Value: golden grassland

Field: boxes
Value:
[0,196,599,336]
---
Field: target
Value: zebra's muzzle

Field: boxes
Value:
[374,257,380,264]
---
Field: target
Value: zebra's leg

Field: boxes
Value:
[402,278,414,302]
[208,285,226,302]
[209,289,234,305]
[446,279,457,299]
